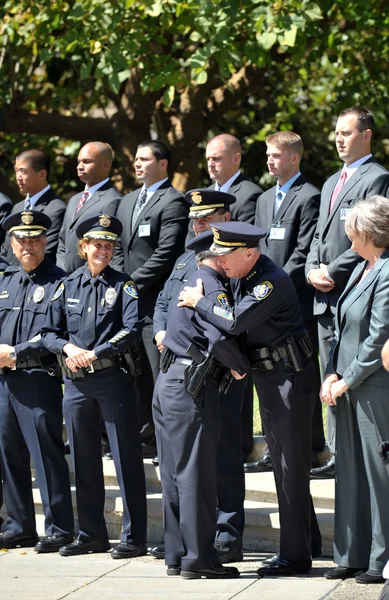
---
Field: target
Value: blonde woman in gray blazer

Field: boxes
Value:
[322,195,389,585]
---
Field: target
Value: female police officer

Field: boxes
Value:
[41,214,147,558]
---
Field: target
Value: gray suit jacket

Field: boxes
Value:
[305,158,389,315]
[56,181,121,273]
[0,193,13,247]
[331,250,389,389]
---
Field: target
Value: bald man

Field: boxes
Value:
[56,142,122,273]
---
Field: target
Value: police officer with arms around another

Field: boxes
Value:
[153,229,249,579]
[41,214,147,558]
[178,221,321,577]
[152,190,248,564]
[0,210,74,552]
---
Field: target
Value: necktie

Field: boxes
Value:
[24,195,31,210]
[80,278,99,348]
[76,189,90,214]
[2,273,30,346]
[132,188,148,229]
[329,170,347,212]
[274,191,283,217]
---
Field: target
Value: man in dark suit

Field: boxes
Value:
[56,142,121,273]
[115,140,188,454]
[246,131,324,474]
[306,107,389,478]
[1,150,66,264]
[0,194,12,247]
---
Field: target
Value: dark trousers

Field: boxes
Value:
[0,370,73,537]
[63,368,147,544]
[317,307,337,453]
[153,363,220,571]
[379,579,389,600]
[134,316,160,445]
[240,374,254,459]
[305,319,325,453]
[216,377,246,550]
[252,361,321,561]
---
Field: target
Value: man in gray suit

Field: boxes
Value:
[0,194,12,247]
[56,142,121,273]
[306,107,389,478]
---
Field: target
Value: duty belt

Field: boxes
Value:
[0,357,58,376]
[250,334,312,375]
[60,356,119,380]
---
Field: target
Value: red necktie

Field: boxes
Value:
[76,190,90,214]
[329,170,347,212]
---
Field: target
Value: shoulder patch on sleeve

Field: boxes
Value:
[51,282,65,301]
[253,281,273,301]
[217,293,230,308]
[123,280,138,298]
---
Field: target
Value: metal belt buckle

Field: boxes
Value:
[86,363,95,373]
[47,368,56,377]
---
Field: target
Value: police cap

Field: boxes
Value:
[185,188,235,219]
[209,222,267,256]
[76,214,122,241]
[2,209,52,238]
[185,230,214,254]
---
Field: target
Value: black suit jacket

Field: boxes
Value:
[256,175,320,320]
[0,193,13,247]
[115,180,188,318]
[1,187,66,265]
[56,181,121,273]
[305,158,389,315]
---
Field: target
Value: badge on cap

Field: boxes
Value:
[254,281,273,301]
[105,287,117,305]
[212,228,220,241]
[52,282,65,301]
[191,191,202,205]
[21,212,34,225]
[217,293,230,308]
[33,286,45,303]
[123,280,138,298]
[99,215,111,227]
[0,290,9,299]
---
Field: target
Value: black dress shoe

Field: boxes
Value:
[214,541,243,563]
[244,453,273,473]
[310,455,335,479]
[257,556,312,577]
[149,544,165,559]
[324,566,364,580]
[111,542,147,559]
[355,571,385,584]
[151,456,159,467]
[64,440,71,455]
[181,564,240,579]
[0,532,39,549]
[34,535,74,553]
[59,539,111,556]
[263,545,322,565]
[166,564,181,576]
[104,452,113,460]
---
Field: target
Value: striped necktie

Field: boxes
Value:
[132,188,148,229]
[76,189,90,214]
[329,170,347,212]
[24,195,31,210]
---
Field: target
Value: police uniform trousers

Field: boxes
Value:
[240,374,254,459]
[152,362,220,570]
[0,369,73,537]
[334,387,389,574]
[63,367,147,544]
[317,306,337,453]
[252,360,321,561]
[215,377,246,550]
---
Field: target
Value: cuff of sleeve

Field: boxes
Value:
[93,343,109,359]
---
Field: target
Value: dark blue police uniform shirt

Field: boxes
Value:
[153,249,196,335]
[0,258,66,359]
[41,264,143,358]
[196,254,306,350]
[163,264,249,374]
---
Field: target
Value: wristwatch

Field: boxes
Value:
[9,348,17,360]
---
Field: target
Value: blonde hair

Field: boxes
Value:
[266,131,304,157]
[345,195,389,248]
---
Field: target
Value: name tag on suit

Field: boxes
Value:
[269,225,286,240]
[340,208,351,221]
[138,224,151,237]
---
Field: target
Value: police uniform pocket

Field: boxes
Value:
[66,305,83,332]
[24,301,50,315]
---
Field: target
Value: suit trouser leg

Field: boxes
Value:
[317,308,336,453]
[240,374,254,459]
[305,319,325,453]
[158,364,220,571]
[215,377,246,549]
[252,361,320,561]
[379,579,389,600]
[0,372,73,537]
[134,317,160,444]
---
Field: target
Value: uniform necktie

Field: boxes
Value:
[80,277,99,347]
[76,189,90,214]
[3,273,30,346]
[132,188,148,229]
[329,170,347,212]
[24,195,31,210]
[274,191,283,217]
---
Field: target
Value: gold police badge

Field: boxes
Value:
[191,191,202,205]
[212,227,220,241]
[21,212,34,225]
[99,215,111,227]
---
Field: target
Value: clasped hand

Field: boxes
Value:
[0,344,16,368]
[63,343,97,373]
[320,374,349,406]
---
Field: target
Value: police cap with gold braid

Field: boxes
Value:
[2,209,52,238]
[209,221,267,256]
[76,214,122,241]
[184,188,236,219]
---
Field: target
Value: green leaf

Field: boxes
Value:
[163,85,175,107]
[280,25,298,47]
[258,31,277,50]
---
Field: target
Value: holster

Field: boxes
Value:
[218,371,234,395]
[120,346,142,377]
[184,344,214,398]
[160,347,175,374]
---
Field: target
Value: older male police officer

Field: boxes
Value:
[0,210,73,552]
[178,222,321,577]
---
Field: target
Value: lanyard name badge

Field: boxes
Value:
[138,223,151,237]
[269,222,286,240]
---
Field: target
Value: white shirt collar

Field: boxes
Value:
[343,154,372,179]
[86,178,110,197]
[143,177,169,195]
[215,170,241,192]
[28,184,51,207]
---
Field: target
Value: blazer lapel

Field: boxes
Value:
[274,177,305,221]
[129,182,170,244]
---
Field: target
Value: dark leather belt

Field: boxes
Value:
[0,358,58,376]
[62,357,118,379]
